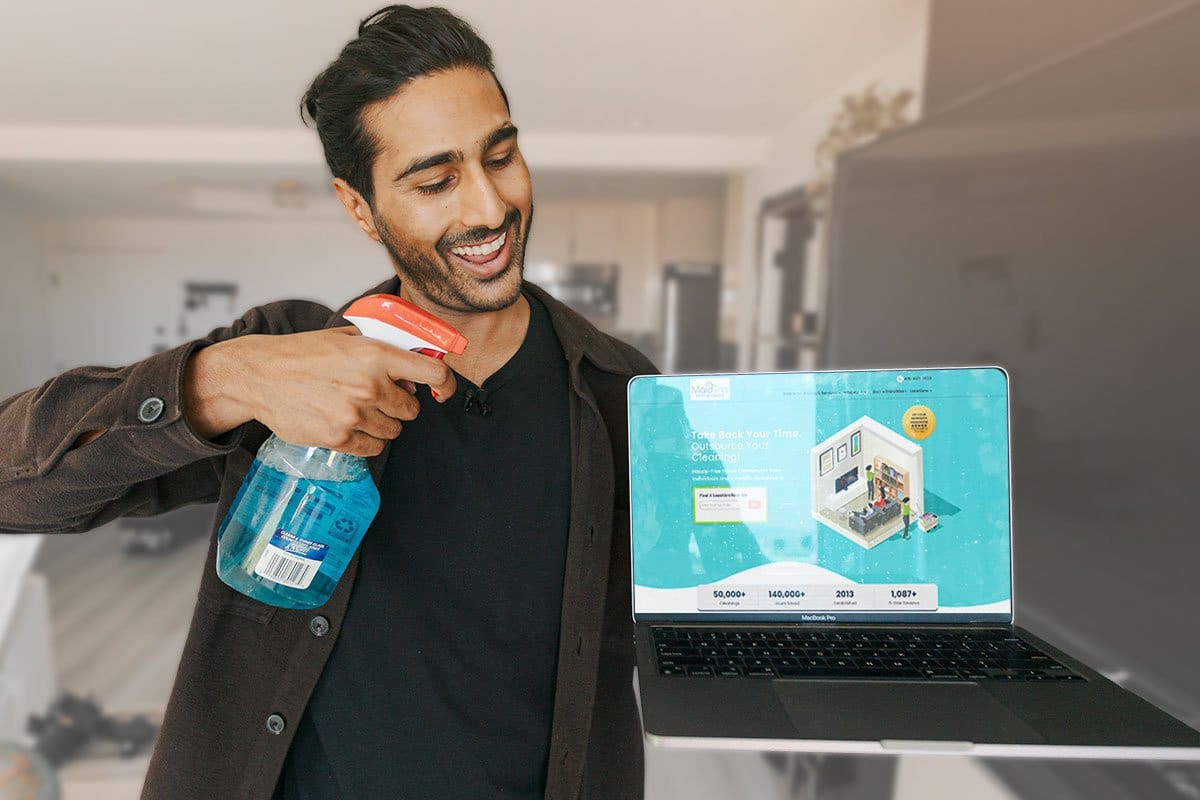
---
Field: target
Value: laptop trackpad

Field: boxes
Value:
[775,682,1045,744]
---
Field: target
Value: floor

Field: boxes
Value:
[34,521,205,713]
[32,519,204,798]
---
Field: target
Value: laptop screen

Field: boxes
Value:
[628,367,1013,623]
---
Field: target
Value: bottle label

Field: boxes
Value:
[253,528,328,590]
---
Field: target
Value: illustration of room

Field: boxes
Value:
[810,416,925,549]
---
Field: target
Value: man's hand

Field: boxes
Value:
[184,327,457,456]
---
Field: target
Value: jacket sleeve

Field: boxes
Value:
[0,299,333,534]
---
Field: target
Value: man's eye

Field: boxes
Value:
[487,152,515,169]
[417,177,453,195]
[417,178,453,195]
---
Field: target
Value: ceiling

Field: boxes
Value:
[0,0,927,213]
[1,0,924,133]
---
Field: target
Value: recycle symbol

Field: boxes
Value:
[333,517,357,536]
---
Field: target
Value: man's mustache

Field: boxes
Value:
[440,208,521,250]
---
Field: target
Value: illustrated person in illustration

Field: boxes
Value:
[875,480,888,508]
[901,495,912,539]
[865,462,875,501]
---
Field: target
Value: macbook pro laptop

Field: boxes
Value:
[629,367,1200,758]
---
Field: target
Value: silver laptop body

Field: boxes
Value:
[629,367,1200,758]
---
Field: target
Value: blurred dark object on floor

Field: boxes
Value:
[26,694,156,767]
[26,695,96,767]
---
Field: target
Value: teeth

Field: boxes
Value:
[451,230,506,257]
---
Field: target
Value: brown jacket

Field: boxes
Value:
[0,276,654,799]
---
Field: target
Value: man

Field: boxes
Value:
[0,6,653,798]
[864,462,875,502]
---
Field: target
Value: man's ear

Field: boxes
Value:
[333,178,381,242]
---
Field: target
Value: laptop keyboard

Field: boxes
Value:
[651,626,1086,681]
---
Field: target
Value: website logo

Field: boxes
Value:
[689,377,731,401]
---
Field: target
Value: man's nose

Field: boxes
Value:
[459,168,507,232]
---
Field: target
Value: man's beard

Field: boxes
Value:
[375,205,531,313]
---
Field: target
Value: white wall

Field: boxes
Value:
[34,216,384,371]
[622,203,662,335]
[33,196,726,372]
[733,4,931,368]
[0,206,50,396]
[658,197,724,265]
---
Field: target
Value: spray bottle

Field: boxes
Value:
[215,294,468,609]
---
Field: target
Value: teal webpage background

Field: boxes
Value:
[629,368,1011,610]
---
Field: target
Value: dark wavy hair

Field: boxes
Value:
[301,5,509,208]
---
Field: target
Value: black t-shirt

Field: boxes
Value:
[277,293,571,799]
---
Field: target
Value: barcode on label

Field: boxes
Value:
[254,544,320,590]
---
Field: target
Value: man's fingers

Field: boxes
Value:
[376,384,421,422]
[378,347,457,403]
[339,431,389,458]
[427,366,456,403]
[357,408,405,443]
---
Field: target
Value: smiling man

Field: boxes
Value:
[0,6,653,799]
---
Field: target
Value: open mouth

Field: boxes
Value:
[444,221,516,280]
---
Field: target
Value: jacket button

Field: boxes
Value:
[266,713,286,735]
[309,615,330,637]
[137,396,165,423]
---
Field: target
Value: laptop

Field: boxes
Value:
[628,367,1200,758]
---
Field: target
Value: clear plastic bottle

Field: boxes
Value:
[214,293,466,610]
[215,436,380,609]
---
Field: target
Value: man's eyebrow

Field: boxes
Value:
[394,124,519,183]
[482,123,519,153]
[395,149,463,183]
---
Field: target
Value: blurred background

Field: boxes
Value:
[1,0,1198,797]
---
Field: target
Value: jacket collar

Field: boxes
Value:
[326,275,634,376]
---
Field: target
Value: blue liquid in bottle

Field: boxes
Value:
[216,435,380,609]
